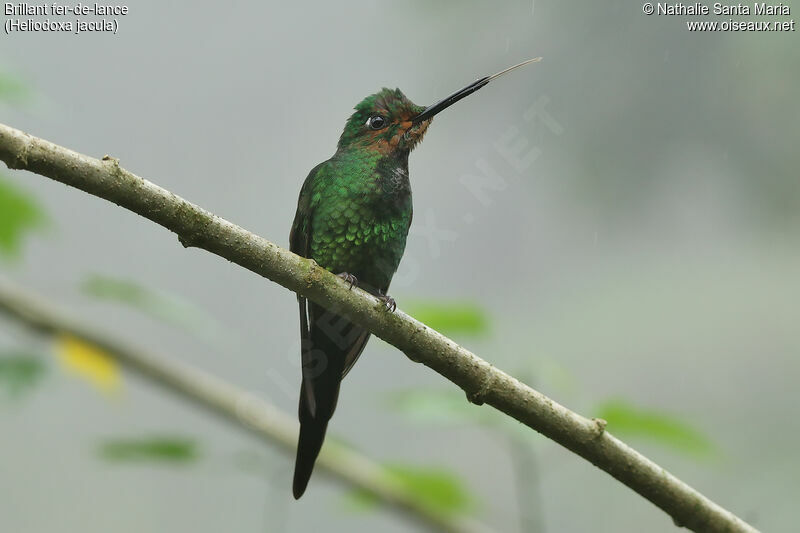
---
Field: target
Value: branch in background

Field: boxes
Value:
[0,122,758,533]
[0,278,491,533]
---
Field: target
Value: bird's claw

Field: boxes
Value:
[337,272,358,290]
[377,291,396,312]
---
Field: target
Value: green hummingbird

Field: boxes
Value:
[289,58,541,498]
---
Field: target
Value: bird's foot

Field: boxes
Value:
[337,272,358,290]
[377,290,396,312]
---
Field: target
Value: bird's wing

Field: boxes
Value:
[341,328,370,378]
[290,162,323,415]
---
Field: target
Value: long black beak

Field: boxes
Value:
[411,57,541,125]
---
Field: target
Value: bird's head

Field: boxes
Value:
[335,58,542,156]
[337,88,430,155]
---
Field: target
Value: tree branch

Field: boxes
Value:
[0,122,758,533]
[0,278,490,533]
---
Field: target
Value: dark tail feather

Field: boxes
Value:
[293,389,330,499]
[292,421,328,498]
[292,301,371,498]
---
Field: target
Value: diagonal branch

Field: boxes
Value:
[0,122,758,533]
[0,278,491,533]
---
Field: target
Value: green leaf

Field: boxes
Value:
[0,71,31,104]
[98,436,198,463]
[0,352,46,398]
[0,175,48,259]
[343,490,381,512]
[344,463,474,516]
[595,399,715,458]
[403,300,489,336]
[386,387,537,444]
[81,274,222,339]
[387,465,473,514]
[386,388,478,425]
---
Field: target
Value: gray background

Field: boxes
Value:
[1,1,797,532]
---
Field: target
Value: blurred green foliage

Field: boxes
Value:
[402,300,489,336]
[97,436,198,464]
[0,69,44,259]
[387,387,534,444]
[0,176,48,260]
[0,70,31,105]
[0,352,47,399]
[387,388,478,425]
[81,274,221,339]
[596,399,715,458]
[345,463,473,517]
[391,388,717,460]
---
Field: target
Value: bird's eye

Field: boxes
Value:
[367,115,386,130]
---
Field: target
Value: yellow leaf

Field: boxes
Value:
[55,334,121,394]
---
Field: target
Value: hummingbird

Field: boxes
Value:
[289,58,541,498]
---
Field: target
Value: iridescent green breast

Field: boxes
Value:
[307,151,412,291]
